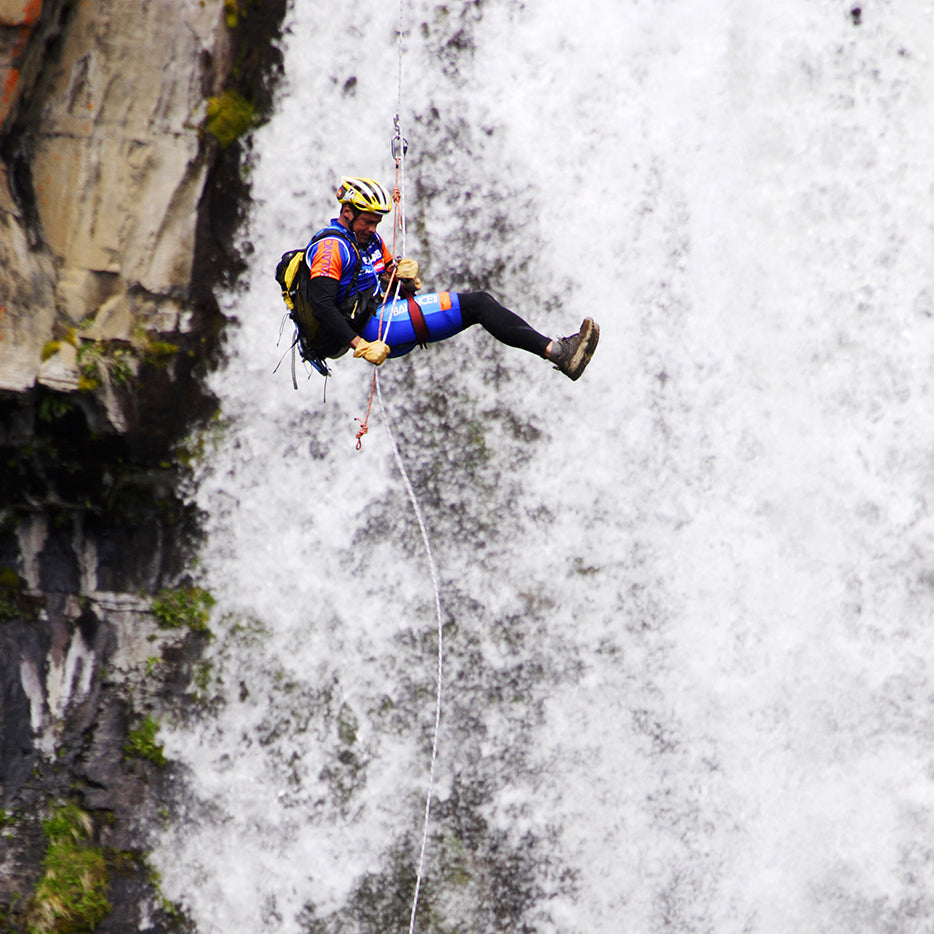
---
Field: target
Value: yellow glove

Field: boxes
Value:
[353,338,390,366]
[395,257,422,291]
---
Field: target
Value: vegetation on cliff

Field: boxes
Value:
[26,803,110,934]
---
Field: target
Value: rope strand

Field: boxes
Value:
[355,28,407,451]
[375,375,443,934]
[396,0,406,255]
[390,7,441,931]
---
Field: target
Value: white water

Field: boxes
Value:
[153,2,934,932]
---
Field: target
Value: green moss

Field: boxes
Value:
[224,0,238,28]
[152,586,215,634]
[27,802,110,933]
[204,89,255,148]
[131,324,180,369]
[152,586,214,634]
[72,337,157,393]
[174,408,226,469]
[190,660,214,706]
[40,340,61,362]
[76,375,99,393]
[0,567,42,623]
[124,716,167,768]
[441,834,472,887]
[136,855,186,921]
[108,347,133,386]
[144,340,179,362]
[0,567,24,622]
[79,344,102,379]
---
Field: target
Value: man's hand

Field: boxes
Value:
[395,257,421,292]
[353,338,390,365]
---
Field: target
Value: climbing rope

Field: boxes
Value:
[383,6,443,932]
[389,5,442,930]
[375,375,443,934]
[354,7,443,932]
[353,266,401,450]
[354,23,408,450]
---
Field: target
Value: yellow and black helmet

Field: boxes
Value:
[336,176,393,215]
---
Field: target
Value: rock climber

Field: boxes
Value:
[281,176,599,380]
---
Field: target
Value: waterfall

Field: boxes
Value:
[153,2,934,932]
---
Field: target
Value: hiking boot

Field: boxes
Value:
[549,317,600,381]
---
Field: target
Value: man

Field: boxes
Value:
[291,176,599,380]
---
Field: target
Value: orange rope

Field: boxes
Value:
[353,273,400,451]
[354,374,377,450]
[354,153,405,451]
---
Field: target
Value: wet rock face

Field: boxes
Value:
[0,0,287,929]
[0,0,63,392]
[31,0,228,293]
[0,0,281,480]
[0,0,230,404]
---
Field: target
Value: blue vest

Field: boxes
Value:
[304,220,387,306]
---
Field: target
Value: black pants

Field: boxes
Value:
[458,292,551,358]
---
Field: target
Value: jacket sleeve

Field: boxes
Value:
[308,276,358,347]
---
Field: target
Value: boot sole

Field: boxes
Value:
[565,317,600,380]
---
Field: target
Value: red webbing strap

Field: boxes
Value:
[405,292,429,347]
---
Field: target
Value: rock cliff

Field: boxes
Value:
[0,1,285,929]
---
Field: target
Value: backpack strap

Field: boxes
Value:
[281,251,306,311]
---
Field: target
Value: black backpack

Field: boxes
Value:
[275,230,373,383]
[275,248,317,338]
[275,229,367,342]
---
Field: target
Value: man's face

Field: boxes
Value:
[350,210,383,245]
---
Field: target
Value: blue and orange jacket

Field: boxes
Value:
[305,220,393,308]
[301,220,395,355]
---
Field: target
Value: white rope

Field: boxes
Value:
[396,0,405,124]
[375,375,443,934]
[395,0,407,254]
[383,14,440,928]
